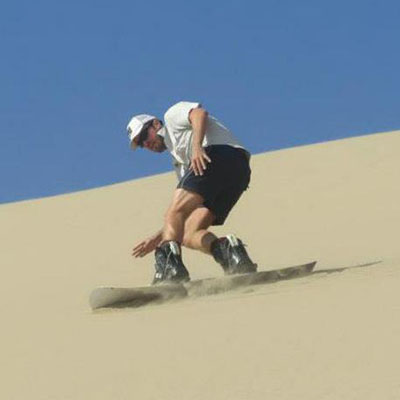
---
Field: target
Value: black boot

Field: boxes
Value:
[152,241,190,285]
[211,234,257,275]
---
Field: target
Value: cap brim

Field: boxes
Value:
[130,139,139,150]
[129,131,139,150]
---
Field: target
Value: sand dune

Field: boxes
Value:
[1,130,399,399]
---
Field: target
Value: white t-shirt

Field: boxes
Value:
[158,101,248,179]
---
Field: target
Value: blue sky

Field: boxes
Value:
[1,0,399,204]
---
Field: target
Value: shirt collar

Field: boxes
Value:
[157,126,167,138]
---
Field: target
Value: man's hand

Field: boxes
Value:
[132,231,162,258]
[190,145,211,176]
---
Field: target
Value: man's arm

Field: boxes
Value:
[189,107,211,176]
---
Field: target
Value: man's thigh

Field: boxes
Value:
[167,188,205,217]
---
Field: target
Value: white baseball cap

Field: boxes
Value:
[126,114,156,149]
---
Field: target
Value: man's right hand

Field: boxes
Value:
[132,231,162,258]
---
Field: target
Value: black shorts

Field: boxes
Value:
[177,145,251,225]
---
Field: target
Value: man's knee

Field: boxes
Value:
[182,207,215,249]
[182,231,194,248]
[164,204,190,224]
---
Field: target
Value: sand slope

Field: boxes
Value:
[1,130,399,399]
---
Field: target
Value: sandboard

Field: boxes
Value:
[89,261,316,310]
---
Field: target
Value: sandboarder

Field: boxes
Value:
[127,101,257,284]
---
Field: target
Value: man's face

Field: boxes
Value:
[134,121,167,153]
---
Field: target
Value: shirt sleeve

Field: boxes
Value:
[164,101,201,130]
[172,158,187,180]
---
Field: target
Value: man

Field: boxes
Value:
[128,101,257,284]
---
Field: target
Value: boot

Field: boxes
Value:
[211,234,257,275]
[152,241,190,285]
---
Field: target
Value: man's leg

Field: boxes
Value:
[152,189,207,284]
[158,187,256,281]
[163,188,205,244]
[182,206,217,254]
[181,206,257,274]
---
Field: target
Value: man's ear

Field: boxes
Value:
[153,119,162,129]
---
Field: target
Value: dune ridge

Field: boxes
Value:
[1,130,399,399]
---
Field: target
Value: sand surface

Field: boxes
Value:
[1,130,399,399]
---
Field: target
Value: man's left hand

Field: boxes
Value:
[190,146,211,176]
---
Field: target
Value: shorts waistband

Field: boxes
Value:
[205,145,250,161]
